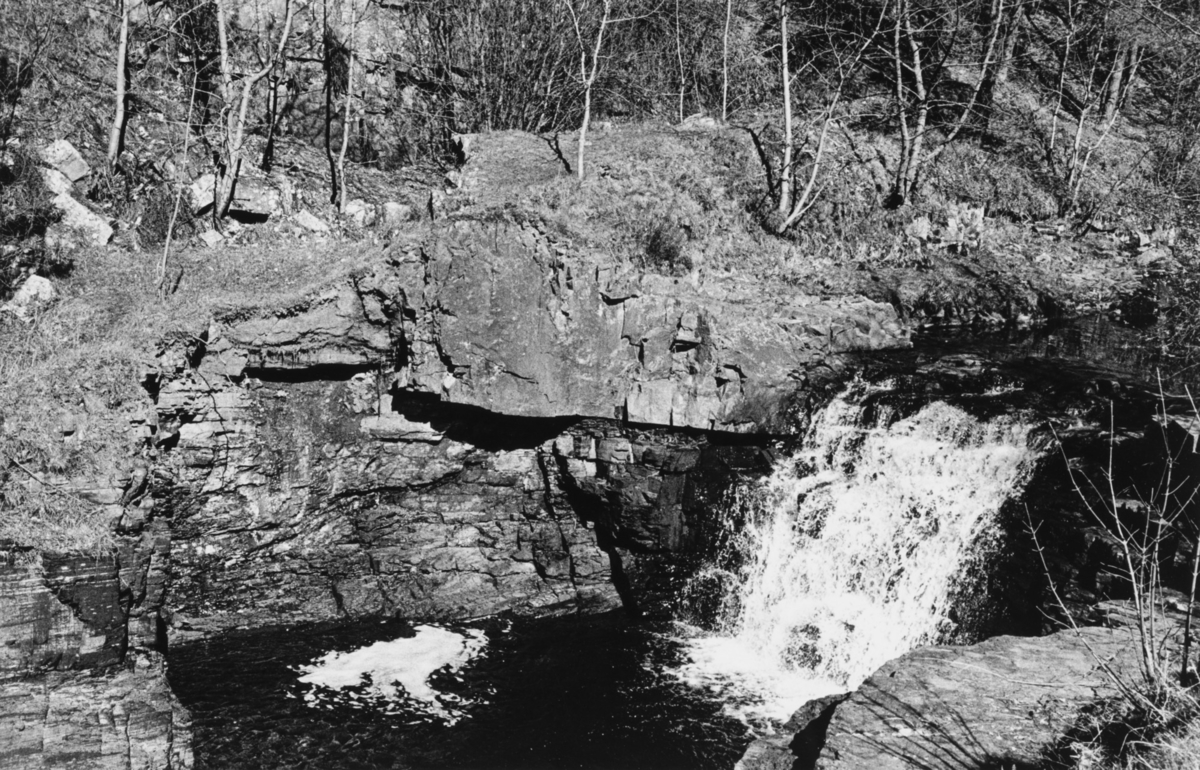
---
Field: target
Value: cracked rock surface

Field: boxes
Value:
[737,626,1141,770]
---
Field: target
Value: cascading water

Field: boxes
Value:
[672,381,1042,726]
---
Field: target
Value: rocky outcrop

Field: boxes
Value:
[142,143,906,634]
[737,625,1141,770]
[154,342,780,634]
[0,655,192,770]
[155,361,617,635]
[195,223,903,433]
[1,547,189,770]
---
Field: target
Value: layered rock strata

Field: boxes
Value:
[0,547,190,769]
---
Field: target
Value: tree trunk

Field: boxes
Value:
[323,0,338,205]
[1119,43,1141,112]
[261,69,281,171]
[675,0,685,122]
[213,0,294,225]
[721,0,732,121]
[1103,40,1128,124]
[336,2,357,212]
[107,0,130,169]
[994,3,1019,86]
[777,0,793,220]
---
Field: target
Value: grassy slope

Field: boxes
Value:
[0,234,391,553]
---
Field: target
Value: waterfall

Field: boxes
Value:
[671,381,1041,726]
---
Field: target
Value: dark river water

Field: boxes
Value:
[169,611,752,770]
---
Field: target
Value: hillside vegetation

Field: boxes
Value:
[2,0,1197,550]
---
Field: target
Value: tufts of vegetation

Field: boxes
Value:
[639,218,692,277]
[135,183,194,247]
[0,146,63,299]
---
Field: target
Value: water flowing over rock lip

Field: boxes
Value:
[668,384,1043,732]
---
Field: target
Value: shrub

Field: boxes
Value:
[639,218,692,276]
[1034,394,1200,768]
[136,184,194,247]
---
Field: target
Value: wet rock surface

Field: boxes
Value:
[738,626,1139,770]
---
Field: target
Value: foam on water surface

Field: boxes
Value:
[296,624,487,724]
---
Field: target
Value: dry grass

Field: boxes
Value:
[1121,718,1200,769]
[0,231,389,554]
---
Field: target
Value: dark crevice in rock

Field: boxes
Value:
[391,391,579,452]
[790,694,848,770]
[244,363,379,383]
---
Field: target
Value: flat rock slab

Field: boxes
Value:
[815,627,1134,769]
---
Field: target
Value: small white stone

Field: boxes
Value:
[2,275,57,321]
[343,199,375,227]
[294,209,330,233]
[50,193,112,246]
[40,139,90,182]
[382,201,414,227]
[190,174,215,214]
[198,229,224,248]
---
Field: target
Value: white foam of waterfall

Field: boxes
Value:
[670,385,1040,726]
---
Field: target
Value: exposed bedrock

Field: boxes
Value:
[0,542,191,769]
[201,217,906,431]
[148,203,907,635]
[736,623,1149,770]
[154,357,778,635]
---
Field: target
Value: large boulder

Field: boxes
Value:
[50,192,113,246]
[738,624,1149,770]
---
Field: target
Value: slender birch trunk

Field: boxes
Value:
[777,0,793,220]
[721,0,732,122]
[335,1,357,213]
[564,0,612,181]
[107,0,130,168]
[674,0,685,122]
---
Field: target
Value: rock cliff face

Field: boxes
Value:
[147,185,905,635]
[154,354,781,635]
[0,547,191,769]
[188,220,904,431]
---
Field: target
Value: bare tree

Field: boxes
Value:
[887,0,1005,207]
[721,0,732,121]
[777,0,796,222]
[334,0,357,212]
[775,1,884,232]
[1042,0,1127,217]
[563,0,614,180]
[213,0,296,225]
[107,0,131,168]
